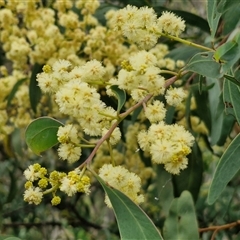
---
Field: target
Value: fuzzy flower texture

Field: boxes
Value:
[99,164,144,207]
[138,122,194,175]
[23,163,90,205]
[107,5,185,49]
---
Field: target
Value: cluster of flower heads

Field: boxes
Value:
[110,50,186,105]
[20,3,194,207]
[106,5,185,49]
[23,163,90,205]
[0,0,185,143]
[138,122,195,175]
[99,164,144,207]
[110,50,165,101]
[37,59,121,140]
[0,0,101,68]
[57,124,82,163]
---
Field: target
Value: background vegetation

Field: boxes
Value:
[1,0,240,239]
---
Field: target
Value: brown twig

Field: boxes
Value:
[199,220,240,240]
[78,71,188,169]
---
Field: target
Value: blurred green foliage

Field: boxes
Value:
[1,0,240,239]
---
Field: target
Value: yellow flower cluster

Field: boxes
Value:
[23,164,90,205]
[99,164,144,207]
[23,163,47,205]
[110,50,165,101]
[107,5,185,49]
[0,1,196,207]
[138,122,195,175]
[0,1,183,144]
[165,87,187,107]
[60,169,91,197]
[0,0,102,68]
[93,123,154,186]
[57,124,82,163]
[37,59,119,139]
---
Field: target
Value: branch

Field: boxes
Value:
[78,71,187,169]
[199,220,240,240]
[160,32,215,52]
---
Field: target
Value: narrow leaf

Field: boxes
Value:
[184,52,222,78]
[224,74,240,87]
[228,80,240,125]
[207,78,224,145]
[94,174,163,240]
[6,78,27,107]
[29,63,43,113]
[216,113,235,146]
[217,0,240,13]
[222,4,240,35]
[198,75,204,94]
[110,85,126,114]
[131,105,143,123]
[223,79,235,116]
[163,191,199,240]
[208,134,240,204]
[25,117,63,155]
[214,33,240,73]
[191,86,212,133]
[207,0,221,39]
[214,40,238,63]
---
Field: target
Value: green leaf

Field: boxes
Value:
[217,113,235,146]
[223,78,240,124]
[94,3,119,25]
[110,85,126,114]
[166,46,201,62]
[223,78,235,116]
[208,80,224,145]
[224,74,240,87]
[222,5,240,35]
[165,106,175,125]
[131,105,143,123]
[25,117,63,155]
[150,165,174,218]
[208,134,240,204]
[214,33,240,73]
[94,174,163,240]
[198,75,204,94]
[207,0,221,39]
[191,85,212,133]
[163,191,199,240]
[184,52,222,78]
[217,0,240,13]
[6,78,27,107]
[228,80,240,125]
[0,237,22,240]
[29,63,43,113]
[172,143,203,203]
[214,41,237,62]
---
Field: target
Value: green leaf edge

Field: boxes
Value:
[224,74,240,87]
[208,134,240,204]
[6,78,28,107]
[25,117,64,155]
[93,171,163,240]
[110,85,126,114]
